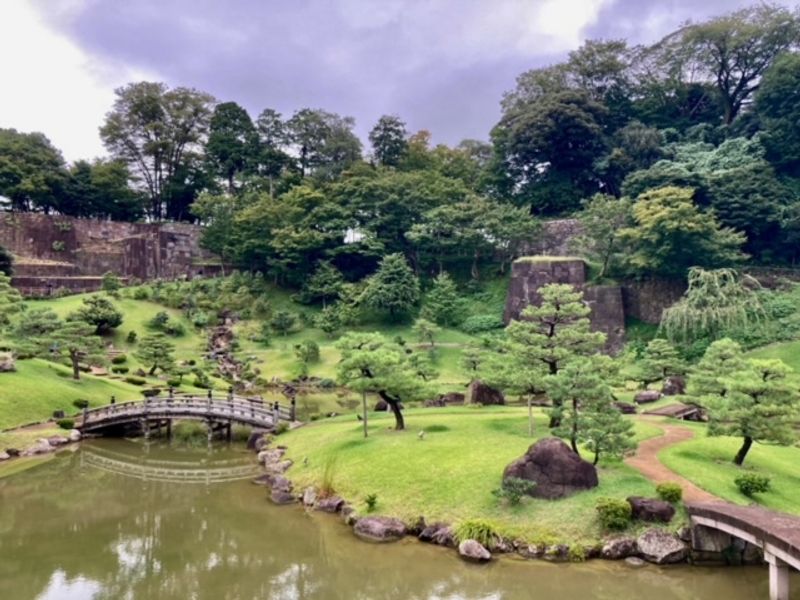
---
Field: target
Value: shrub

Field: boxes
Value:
[56,418,75,430]
[492,477,536,506]
[568,546,587,563]
[193,370,212,389]
[141,388,161,397]
[595,498,632,530]
[319,455,338,497]
[460,314,504,334]
[364,493,378,512]
[274,421,289,435]
[735,473,771,497]
[125,376,146,386]
[166,377,182,388]
[149,311,170,329]
[454,519,498,546]
[656,482,683,504]
[132,287,151,300]
[111,366,129,374]
[72,399,89,409]
[172,421,208,446]
[111,354,127,364]
[126,331,138,344]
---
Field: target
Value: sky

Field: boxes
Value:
[1,0,798,162]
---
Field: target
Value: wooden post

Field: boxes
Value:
[226,421,232,442]
[273,402,280,426]
[290,397,296,422]
[166,419,172,441]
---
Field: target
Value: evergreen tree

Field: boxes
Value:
[412,318,440,348]
[572,194,633,279]
[270,310,298,336]
[0,245,13,276]
[0,273,23,329]
[369,115,408,167]
[360,253,420,319]
[134,334,176,375]
[636,339,686,388]
[302,262,345,307]
[421,272,463,326]
[22,316,104,381]
[69,296,123,334]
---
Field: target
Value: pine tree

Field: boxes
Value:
[0,273,23,329]
[421,272,463,326]
[360,253,420,319]
[134,334,176,375]
[302,261,345,307]
[412,318,440,348]
[636,338,685,388]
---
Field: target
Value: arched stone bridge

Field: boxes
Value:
[77,393,294,437]
[688,502,800,600]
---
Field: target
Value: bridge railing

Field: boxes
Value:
[79,391,296,428]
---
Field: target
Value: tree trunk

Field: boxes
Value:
[471,250,480,280]
[149,364,158,376]
[570,399,579,453]
[733,436,753,466]
[70,352,81,381]
[593,450,600,466]
[527,396,534,438]
[362,391,368,438]
[379,391,405,430]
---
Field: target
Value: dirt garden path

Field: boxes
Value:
[625,417,721,504]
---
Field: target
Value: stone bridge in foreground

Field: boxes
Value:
[687,502,800,600]
[77,394,295,438]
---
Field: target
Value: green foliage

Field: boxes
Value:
[133,334,176,376]
[572,194,633,279]
[688,339,800,465]
[492,477,536,506]
[412,318,440,347]
[619,187,747,277]
[369,115,408,167]
[454,519,498,546]
[126,330,137,344]
[661,268,764,344]
[69,295,123,334]
[421,272,464,326]
[56,418,75,430]
[319,455,338,497]
[301,261,345,307]
[656,482,683,503]
[102,272,122,295]
[111,354,127,365]
[635,338,685,387]
[0,245,13,277]
[125,376,146,386]
[364,493,379,512]
[758,52,800,176]
[72,399,89,410]
[734,473,771,497]
[359,253,419,319]
[0,273,23,328]
[111,366,129,374]
[294,340,320,377]
[270,309,298,336]
[459,314,504,334]
[595,498,632,530]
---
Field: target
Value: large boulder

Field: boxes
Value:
[458,539,491,562]
[302,486,318,506]
[315,496,344,513]
[47,436,69,447]
[0,352,15,373]
[634,390,661,404]
[270,489,296,505]
[353,516,406,543]
[465,380,505,406]
[601,537,638,560]
[68,430,81,443]
[662,376,686,396]
[503,437,598,499]
[637,529,689,564]
[627,497,676,523]
[0,451,9,461]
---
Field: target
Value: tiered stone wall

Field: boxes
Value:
[503,257,626,354]
[0,213,223,296]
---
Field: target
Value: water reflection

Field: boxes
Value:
[0,440,793,600]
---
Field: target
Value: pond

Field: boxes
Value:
[0,439,794,600]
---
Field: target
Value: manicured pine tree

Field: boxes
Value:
[360,253,420,320]
[421,272,463,326]
[134,334,176,376]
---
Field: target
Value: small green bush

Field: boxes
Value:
[568,546,587,563]
[141,388,161,398]
[56,418,75,430]
[492,477,536,506]
[735,473,771,497]
[126,331,138,344]
[364,493,378,512]
[111,354,127,364]
[132,287,151,300]
[125,376,146,386]
[454,519,498,546]
[460,314,504,334]
[166,377,182,388]
[72,399,89,409]
[656,482,683,504]
[111,366,129,374]
[274,422,289,435]
[595,498,632,530]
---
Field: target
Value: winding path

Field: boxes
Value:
[625,417,721,504]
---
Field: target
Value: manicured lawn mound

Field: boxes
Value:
[747,340,800,372]
[281,407,667,545]
[0,359,145,429]
[659,429,800,514]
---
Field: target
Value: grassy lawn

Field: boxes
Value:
[281,407,671,545]
[746,340,800,372]
[0,359,148,430]
[659,423,800,515]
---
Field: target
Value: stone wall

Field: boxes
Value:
[520,219,584,257]
[622,278,687,325]
[504,257,626,354]
[0,213,223,296]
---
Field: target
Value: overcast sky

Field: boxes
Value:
[1,0,797,162]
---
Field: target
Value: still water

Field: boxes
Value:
[0,439,795,600]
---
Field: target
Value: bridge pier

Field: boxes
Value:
[166,419,172,441]
[766,554,790,600]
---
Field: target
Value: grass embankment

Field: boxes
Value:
[747,339,800,372]
[659,422,800,515]
[281,406,669,546]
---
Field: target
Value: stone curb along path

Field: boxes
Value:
[625,417,721,504]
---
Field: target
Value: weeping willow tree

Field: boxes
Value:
[660,268,764,343]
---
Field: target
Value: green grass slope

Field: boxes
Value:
[281,406,668,545]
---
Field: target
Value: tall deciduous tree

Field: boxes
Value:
[206,102,259,193]
[100,81,216,220]
[572,194,633,279]
[620,187,747,277]
[369,115,408,167]
[757,52,800,176]
[0,128,68,212]
[286,108,362,179]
